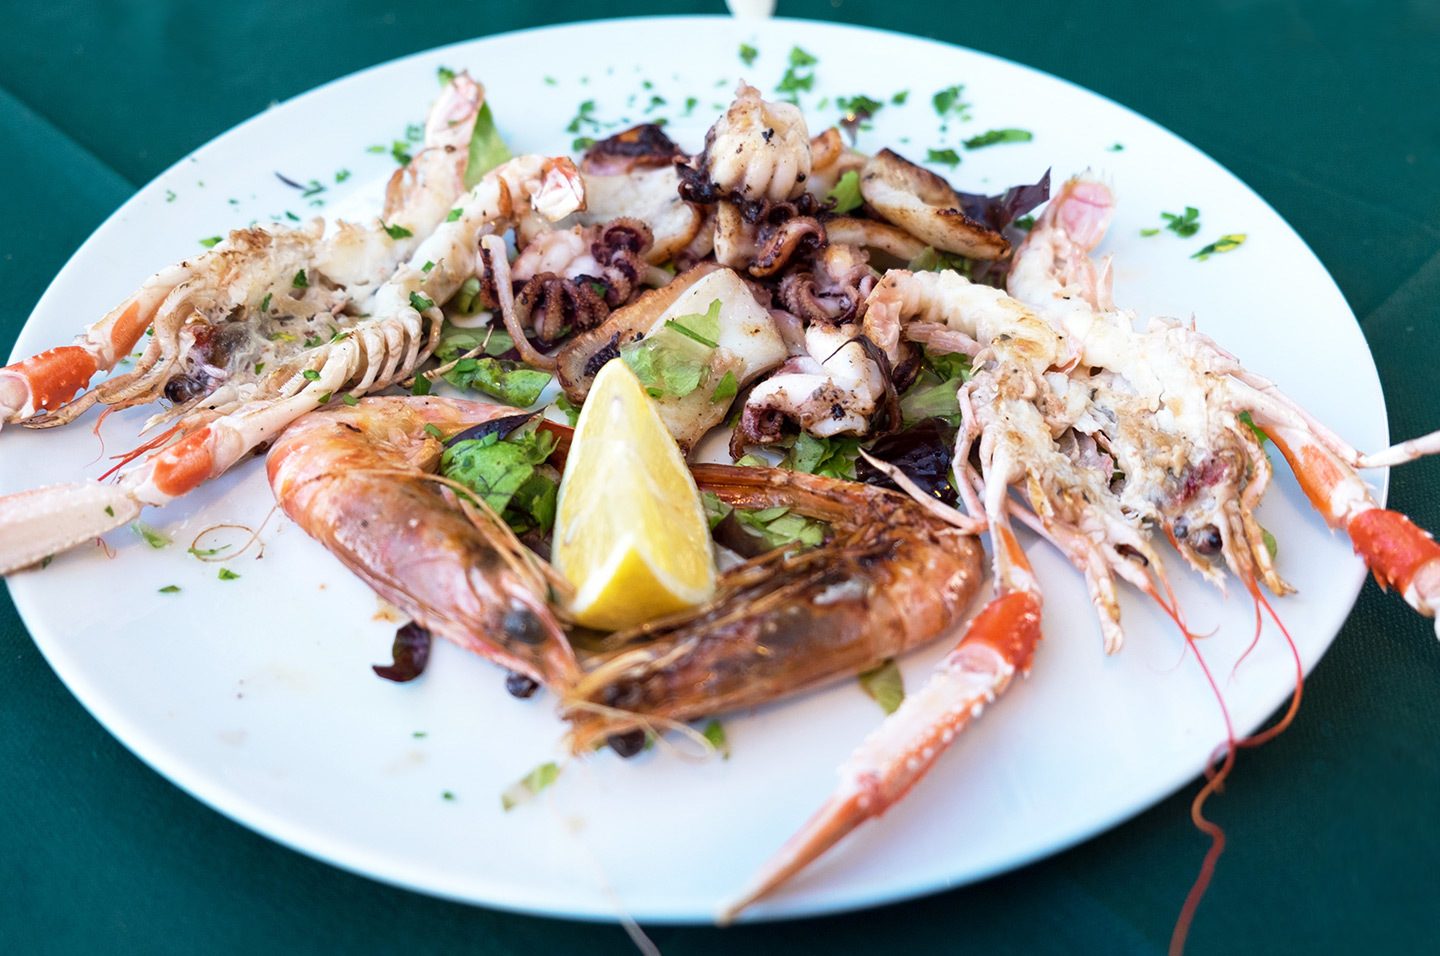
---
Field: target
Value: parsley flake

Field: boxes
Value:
[131,523,171,549]
[926,148,961,167]
[963,128,1034,149]
[199,236,223,248]
[739,42,758,66]
[217,567,241,581]
[1192,233,1246,261]
[292,269,308,289]
[158,585,181,594]
[932,84,971,119]
[409,292,435,312]
[383,222,414,240]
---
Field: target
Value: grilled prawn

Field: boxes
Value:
[265,395,986,750]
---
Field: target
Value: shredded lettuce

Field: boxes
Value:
[500,761,561,811]
[858,659,905,714]
[441,425,558,534]
[901,350,972,426]
[783,433,860,480]
[826,169,863,214]
[463,103,512,190]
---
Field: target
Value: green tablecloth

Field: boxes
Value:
[3,2,1437,952]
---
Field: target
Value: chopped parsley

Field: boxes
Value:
[710,370,739,405]
[301,369,321,382]
[702,719,730,759]
[837,93,883,118]
[383,222,414,240]
[421,260,434,273]
[962,128,1034,149]
[390,140,412,166]
[572,136,595,152]
[501,761,561,811]
[1192,233,1246,261]
[926,148,961,167]
[1108,143,1125,152]
[437,65,456,85]
[1262,527,1279,560]
[217,567,241,581]
[891,89,910,105]
[259,292,272,313]
[164,189,176,202]
[565,99,599,135]
[292,269,308,289]
[131,523,171,549]
[739,42,758,67]
[442,790,456,801]
[188,543,231,558]
[341,393,359,406]
[1140,228,1161,238]
[684,96,698,115]
[157,585,181,594]
[199,236,223,248]
[409,292,435,312]
[621,300,722,400]
[445,357,552,407]
[826,169,863,214]
[335,168,351,182]
[1013,215,1036,231]
[1238,410,1269,445]
[552,394,581,426]
[423,423,443,439]
[775,46,818,101]
[858,658,905,714]
[932,84,971,120]
[1159,206,1200,238]
[446,207,463,222]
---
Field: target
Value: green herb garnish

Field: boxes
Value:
[926,148,961,167]
[199,236,223,248]
[292,269,308,289]
[131,522,170,549]
[963,128,1033,149]
[217,567,241,581]
[932,84,970,119]
[409,292,435,312]
[444,357,552,407]
[702,720,730,759]
[463,103,512,189]
[826,169,863,214]
[710,370,739,405]
[158,585,181,594]
[1159,206,1200,238]
[1192,233,1246,261]
[501,761,561,811]
[858,658,905,714]
[739,42,758,66]
[383,222,413,240]
[442,425,559,534]
[301,369,321,382]
[783,433,860,480]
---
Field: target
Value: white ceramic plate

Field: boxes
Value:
[2,16,1386,923]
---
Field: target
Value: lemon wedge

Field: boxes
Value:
[554,360,716,630]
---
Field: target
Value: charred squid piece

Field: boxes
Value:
[555,264,787,453]
[824,216,927,263]
[860,149,1010,260]
[580,123,685,176]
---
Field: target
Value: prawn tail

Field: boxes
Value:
[717,586,1041,924]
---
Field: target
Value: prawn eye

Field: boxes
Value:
[1191,524,1223,555]
[502,605,546,645]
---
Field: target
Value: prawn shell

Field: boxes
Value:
[563,465,984,750]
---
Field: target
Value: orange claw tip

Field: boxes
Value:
[718,590,1043,924]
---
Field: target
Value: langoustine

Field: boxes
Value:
[721,173,1440,937]
[264,395,986,751]
[0,148,586,575]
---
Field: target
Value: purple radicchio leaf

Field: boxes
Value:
[856,418,959,505]
[957,168,1051,232]
[372,621,433,682]
[444,412,537,448]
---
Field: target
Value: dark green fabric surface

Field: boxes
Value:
[3,1,1437,952]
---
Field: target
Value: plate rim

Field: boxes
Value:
[3,13,1387,925]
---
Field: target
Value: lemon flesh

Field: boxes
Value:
[554,360,716,630]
